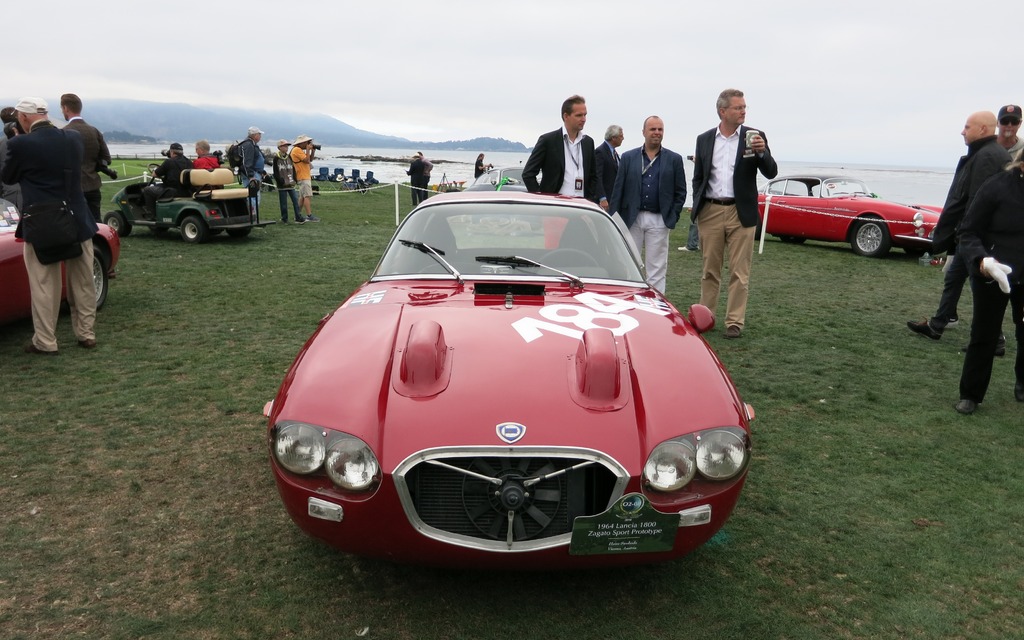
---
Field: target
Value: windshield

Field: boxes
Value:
[822,179,871,197]
[374,201,644,283]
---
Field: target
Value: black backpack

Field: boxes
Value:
[226,139,248,170]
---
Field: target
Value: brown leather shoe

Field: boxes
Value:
[724,326,742,339]
[77,338,97,349]
[24,343,59,356]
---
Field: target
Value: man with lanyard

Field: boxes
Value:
[522,95,599,203]
[609,116,687,293]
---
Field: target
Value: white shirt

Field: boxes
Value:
[560,125,584,197]
[707,127,739,199]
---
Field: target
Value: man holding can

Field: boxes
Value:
[691,88,778,339]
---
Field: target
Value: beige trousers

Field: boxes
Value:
[24,238,97,352]
[696,203,755,329]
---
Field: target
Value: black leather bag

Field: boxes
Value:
[22,201,78,249]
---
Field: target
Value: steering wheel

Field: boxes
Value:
[539,248,600,268]
[147,163,161,186]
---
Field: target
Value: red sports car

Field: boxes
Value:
[0,198,120,325]
[758,175,941,257]
[266,192,753,569]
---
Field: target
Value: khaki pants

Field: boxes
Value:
[696,203,755,329]
[24,238,96,352]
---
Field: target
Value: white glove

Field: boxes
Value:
[981,257,1013,294]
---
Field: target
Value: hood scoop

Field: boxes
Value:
[393,320,453,398]
[568,328,629,411]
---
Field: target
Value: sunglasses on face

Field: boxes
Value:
[1000,117,1021,126]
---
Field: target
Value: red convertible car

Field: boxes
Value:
[757,175,941,257]
[266,191,753,569]
[1,198,120,325]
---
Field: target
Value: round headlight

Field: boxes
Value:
[643,440,697,491]
[274,423,325,474]
[325,436,380,491]
[696,430,748,480]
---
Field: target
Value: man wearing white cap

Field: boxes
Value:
[239,126,264,219]
[2,97,99,355]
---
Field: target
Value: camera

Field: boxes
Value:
[3,121,24,139]
[96,160,118,180]
[312,144,322,151]
[160,149,170,157]
[212,150,224,160]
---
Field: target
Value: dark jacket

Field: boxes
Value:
[609,146,687,229]
[691,125,778,228]
[958,166,1024,283]
[63,117,111,193]
[522,128,599,203]
[594,140,619,204]
[154,154,193,193]
[931,135,1010,254]
[2,120,97,242]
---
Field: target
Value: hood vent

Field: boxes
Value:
[393,320,453,398]
[568,328,629,411]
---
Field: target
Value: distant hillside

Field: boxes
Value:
[1,98,528,152]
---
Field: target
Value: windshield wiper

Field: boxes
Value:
[399,239,463,283]
[476,255,584,290]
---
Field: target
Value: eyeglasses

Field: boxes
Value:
[1000,117,1021,126]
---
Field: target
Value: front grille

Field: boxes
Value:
[394,448,628,552]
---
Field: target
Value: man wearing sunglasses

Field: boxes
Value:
[997,104,1023,159]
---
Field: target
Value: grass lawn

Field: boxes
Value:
[0,163,1021,639]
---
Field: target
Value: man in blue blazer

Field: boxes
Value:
[609,116,687,293]
[691,89,778,338]
[594,124,623,211]
[522,95,599,203]
[3,97,99,355]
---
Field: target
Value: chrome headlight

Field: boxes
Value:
[325,435,381,491]
[274,422,325,474]
[696,429,748,480]
[643,439,697,491]
[912,211,924,228]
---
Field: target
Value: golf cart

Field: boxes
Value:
[103,166,275,243]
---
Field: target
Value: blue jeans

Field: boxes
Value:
[278,188,300,220]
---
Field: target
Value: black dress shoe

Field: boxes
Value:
[907,319,942,340]
[1015,381,1023,402]
[955,399,977,415]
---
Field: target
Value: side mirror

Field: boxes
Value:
[687,303,715,334]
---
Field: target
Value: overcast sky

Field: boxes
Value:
[7,0,1011,167]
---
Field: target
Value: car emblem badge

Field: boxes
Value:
[496,422,526,444]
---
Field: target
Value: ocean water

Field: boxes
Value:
[108,144,955,207]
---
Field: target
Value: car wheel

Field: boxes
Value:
[180,214,209,243]
[103,211,132,237]
[92,247,110,309]
[226,228,252,238]
[851,217,891,257]
[778,236,806,244]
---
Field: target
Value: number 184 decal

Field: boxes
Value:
[511,292,669,343]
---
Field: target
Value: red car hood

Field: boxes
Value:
[271,280,747,473]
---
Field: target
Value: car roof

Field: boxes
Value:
[417,190,604,212]
[769,174,861,182]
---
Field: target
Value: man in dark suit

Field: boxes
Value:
[691,88,778,339]
[522,95,599,203]
[609,116,687,293]
[60,93,111,222]
[594,124,623,211]
[3,97,99,355]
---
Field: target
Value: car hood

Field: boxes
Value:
[270,281,747,472]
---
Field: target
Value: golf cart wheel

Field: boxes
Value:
[180,214,209,243]
[227,227,252,238]
[103,210,132,237]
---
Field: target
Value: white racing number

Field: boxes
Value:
[511,292,669,343]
